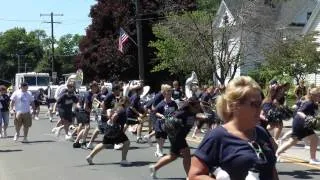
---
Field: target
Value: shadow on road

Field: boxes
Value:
[21,140,56,144]
[278,168,320,179]
[156,178,186,180]
[0,149,23,152]
[76,161,156,167]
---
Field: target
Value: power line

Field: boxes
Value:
[40,12,63,80]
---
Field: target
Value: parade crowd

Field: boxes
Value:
[1,75,320,180]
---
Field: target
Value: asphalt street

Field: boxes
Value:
[0,106,319,180]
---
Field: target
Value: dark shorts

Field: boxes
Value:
[292,116,315,140]
[155,131,167,139]
[34,101,41,108]
[103,132,128,145]
[76,111,90,124]
[168,129,190,155]
[58,109,73,123]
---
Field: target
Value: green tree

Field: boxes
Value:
[55,34,83,76]
[149,0,279,85]
[263,33,320,84]
[0,28,45,80]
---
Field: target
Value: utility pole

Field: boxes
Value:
[40,12,63,81]
[135,0,144,81]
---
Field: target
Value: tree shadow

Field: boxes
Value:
[156,178,186,180]
[0,149,23,152]
[76,160,155,167]
[22,140,56,144]
[278,168,320,179]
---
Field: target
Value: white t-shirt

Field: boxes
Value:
[10,90,34,113]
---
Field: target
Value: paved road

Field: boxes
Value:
[0,106,319,180]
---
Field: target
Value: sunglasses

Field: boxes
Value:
[248,141,267,163]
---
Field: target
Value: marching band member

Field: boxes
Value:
[150,96,202,179]
[86,96,131,166]
[125,85,146,143]
[85,84,121,149]
[154,84,178,157]
[276,87,320,165]
[56,82,78,140]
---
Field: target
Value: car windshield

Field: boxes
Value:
[24,76,49,86]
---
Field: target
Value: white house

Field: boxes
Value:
[215,0,320,85]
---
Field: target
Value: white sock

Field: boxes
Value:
[156,144,160,153]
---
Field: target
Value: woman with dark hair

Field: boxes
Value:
[86,96,131,166]
[149,96,202,179]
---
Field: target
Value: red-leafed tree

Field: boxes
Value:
[76,0,196,83]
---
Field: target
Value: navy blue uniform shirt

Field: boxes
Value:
[194,126,276,180]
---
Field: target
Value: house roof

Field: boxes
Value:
[302,1,320,34]
[223,0,243,16]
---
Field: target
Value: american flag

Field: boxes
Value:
[118,28,129,53]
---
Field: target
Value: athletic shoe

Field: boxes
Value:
[22,138,29,143]
[154,151,164,158]
[120,160,131,166]
[34,116,39,120]
[55,127,62,137]
[65,135,73,141]
[86,156,94,165]
[136,137,145,144]
[114,143,123,150]
[73,142,81,148]
[86,142,94,149]
[51,127,57,133]
[149,165,157,179]
[309,159,320,165]
[13,133,19,141]
[49,117,53,122]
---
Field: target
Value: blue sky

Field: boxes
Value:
[0,0,96,38]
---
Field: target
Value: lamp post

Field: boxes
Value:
[17,41,25,73]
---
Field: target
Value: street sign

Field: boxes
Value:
[52,72,57,79]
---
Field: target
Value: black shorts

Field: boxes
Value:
[103,132,128,145]
[76,111,90,124]
[58,109,73,123]
[292,117,315,140]
[168,129,190,155]
[34,101,41,108]
[155,131,167,139]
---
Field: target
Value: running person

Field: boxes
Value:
[154,85,178,157]
[86,96,131,166]
[149,96,202,179]
[85,84,121,149]
[276,87,320,165]
[56,82,78,140]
